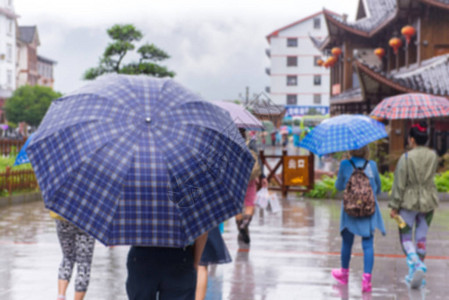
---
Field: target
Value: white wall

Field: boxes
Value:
[0,0,16,94]
[267,13,330,110]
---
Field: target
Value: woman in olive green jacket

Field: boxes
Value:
[389,122,439,289]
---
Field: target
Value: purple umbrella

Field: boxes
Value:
[213,101,264,130]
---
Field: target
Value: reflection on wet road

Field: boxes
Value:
[2,197,449,299]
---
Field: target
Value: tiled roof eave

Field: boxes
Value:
[309,34,331,51]
[420,0,449,10]
[355,61,417,94]
[323,8,398,38]
[330,88,364,104]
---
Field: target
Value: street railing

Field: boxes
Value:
[0,166,38,195]
[0,138,27,156]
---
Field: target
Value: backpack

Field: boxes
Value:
[246,140,261,181]
[343,160,375,217]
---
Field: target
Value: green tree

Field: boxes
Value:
[84,24,175,79]
[305,108,321,116]
[4,85,62,127]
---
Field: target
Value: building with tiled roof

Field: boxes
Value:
[313,0,449,165]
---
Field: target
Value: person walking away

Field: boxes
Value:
[126,232,208,300]
[235,128,268,244]
[389,122,439,289]
[51,211,96,300]
[195,227,232,300]
[270,131,276,146]
[332,146,386,293]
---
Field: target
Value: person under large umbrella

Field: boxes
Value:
[26,74,255,299]
[299,115,388,156]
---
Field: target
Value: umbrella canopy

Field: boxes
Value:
[299,115,388,156]
[262,120,275,133]
[13,133,34,166]
[213,101,263,130]
[370,93,449,120]
[27,74,254,247]
[280,125,292,134]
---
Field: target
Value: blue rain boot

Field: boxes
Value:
[405,253,426,289]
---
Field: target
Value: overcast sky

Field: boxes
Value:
[15,0,359,101]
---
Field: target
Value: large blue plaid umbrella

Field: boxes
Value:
[299,115,387,155]
[27,74,254,247]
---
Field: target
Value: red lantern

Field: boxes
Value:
[331,47,342,59]
[317,59,324,66]
[326,56,337,67]
[374,48,385,60]
[401,25,416,44]
[389,37,403,54]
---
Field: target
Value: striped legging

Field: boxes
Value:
[56,220,96,292]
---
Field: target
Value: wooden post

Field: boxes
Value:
[309,152,315,190]
[6,166,11,196]
[281,150,288,197]
[396,53,399,71]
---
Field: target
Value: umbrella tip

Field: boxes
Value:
[145,117,152,124]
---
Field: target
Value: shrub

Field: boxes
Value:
[304,175,337,199]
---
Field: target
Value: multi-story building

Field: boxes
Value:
[16,25,39,87]
[16,26,56,89]
[0,0,18,121]
[265,12,333,117]
[37,55,56,88]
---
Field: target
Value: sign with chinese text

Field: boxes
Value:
[283,156,310,186]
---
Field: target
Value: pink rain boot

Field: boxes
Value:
[331,268,349,285]
[362,273,372,293]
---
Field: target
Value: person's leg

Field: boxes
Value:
[239,180,257,244]
[399,209,425,288]
[361,235,374,293]
[126,247,159,300]
[73,228,96,300]
[57,280,69,299]
[332,229,354,284]
[160,247,197,300]
[415,211,433,261]
[195,265,208,300]
[341,229,354,270]
[55,220,76,299]
[362,235,374,274]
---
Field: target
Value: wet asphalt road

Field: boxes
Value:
[2,197,449,299]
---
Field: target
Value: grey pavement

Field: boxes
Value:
[1,197,449,299]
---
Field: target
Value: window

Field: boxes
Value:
[286,75,297,86]
[8,20,13,35]
[314,56,321,66]
[287,38,298,47]
[8,0,12,6]
[7,70,12,87]
[313,94,322,104]
[313,75,321,86]
[6,44,12,62]
[287,56,297,67]
[314,18,321,29]
[286,94,297,105]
